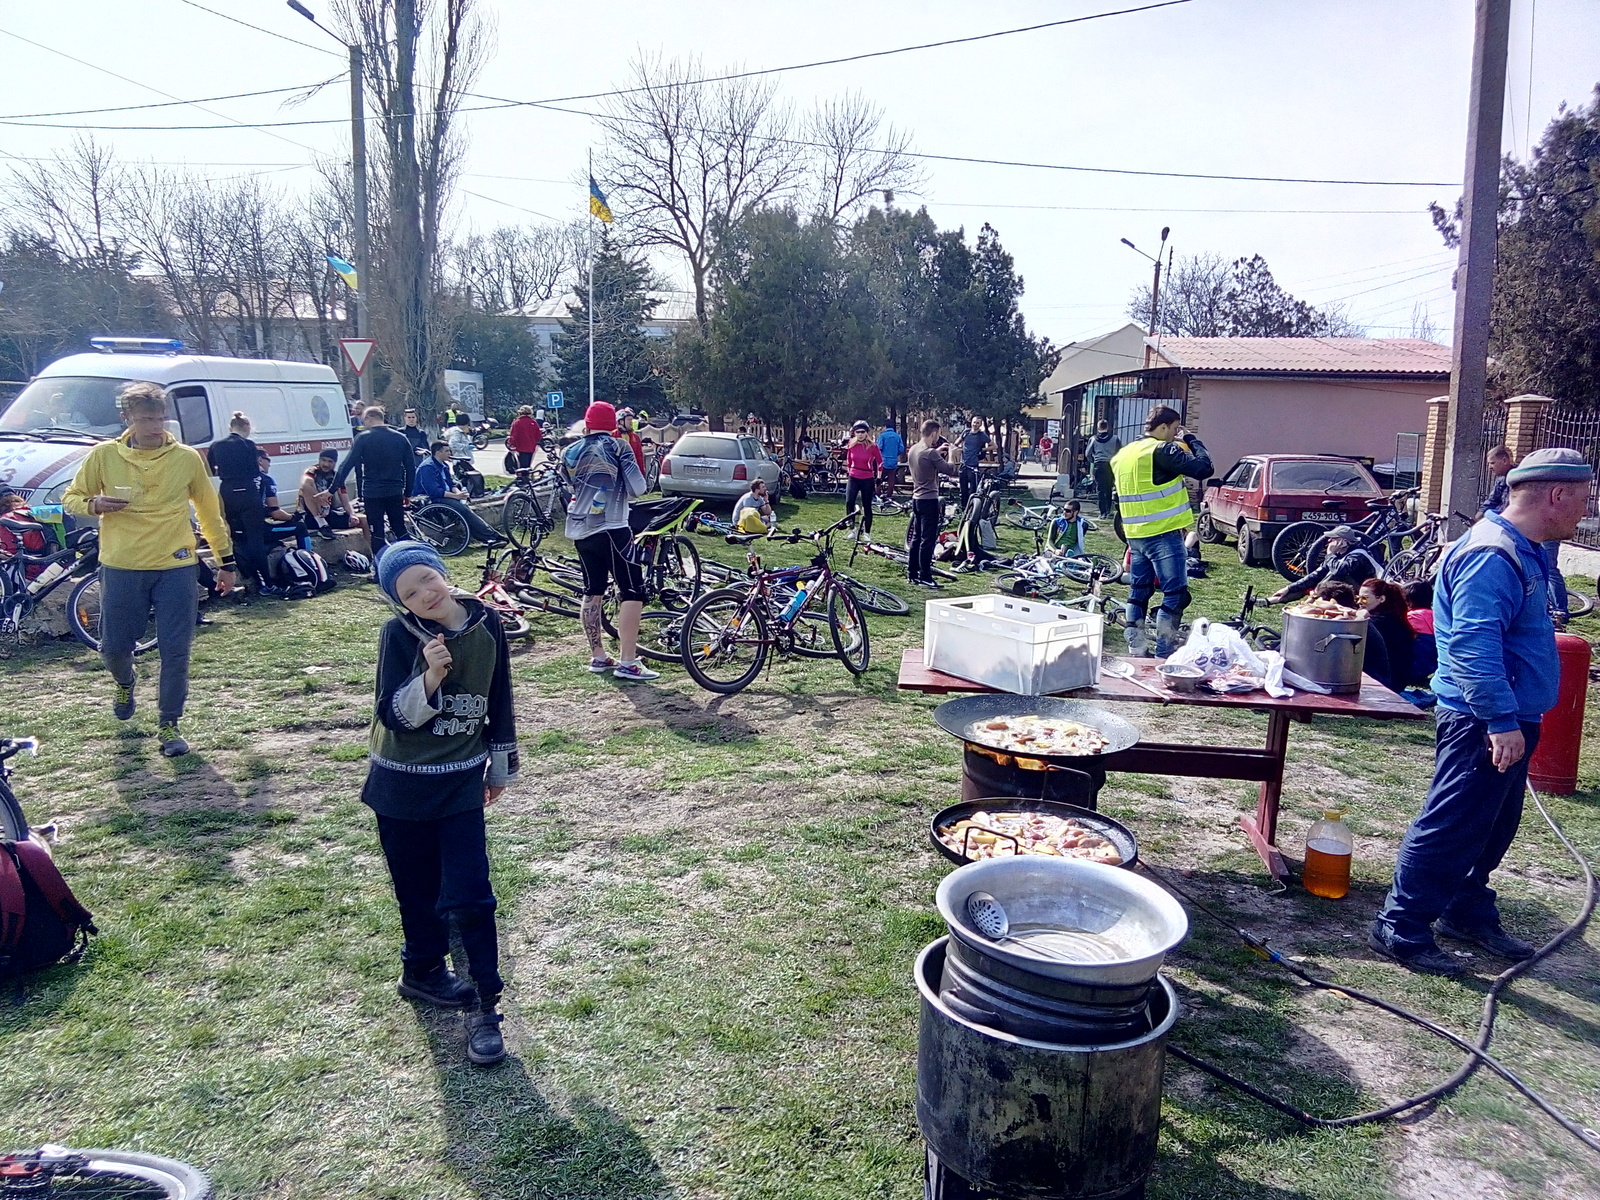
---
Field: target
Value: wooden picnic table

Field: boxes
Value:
[898,648,1426,882]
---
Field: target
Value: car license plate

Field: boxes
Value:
[687,464,720,475]
[1300,511,1346,522]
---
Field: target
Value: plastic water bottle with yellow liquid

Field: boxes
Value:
[1302,808,1353,899]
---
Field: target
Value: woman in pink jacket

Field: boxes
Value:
[843,420,883,539]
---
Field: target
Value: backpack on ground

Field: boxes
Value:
[268,546,335,599]
[0,840,96,977]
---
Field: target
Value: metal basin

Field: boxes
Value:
[1282,610,1368,694]
[936,856,1188,988]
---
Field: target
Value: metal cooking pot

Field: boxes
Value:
[1282,610,1367,694]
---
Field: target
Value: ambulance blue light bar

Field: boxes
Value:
[89,337,185,355]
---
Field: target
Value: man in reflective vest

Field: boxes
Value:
[1110,405,1213,656]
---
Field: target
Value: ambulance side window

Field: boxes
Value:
[170,386,212,445]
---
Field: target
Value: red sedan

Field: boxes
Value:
[1197,454,1384,566]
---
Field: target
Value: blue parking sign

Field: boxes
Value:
[546,391,564,409]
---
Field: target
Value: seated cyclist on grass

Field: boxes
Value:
[1050,499,1097,557]
[733,478,775,534]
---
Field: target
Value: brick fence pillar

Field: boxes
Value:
[1420,395,1451,514]
[1503,393,1553,462]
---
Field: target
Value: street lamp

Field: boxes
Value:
[286,1,372,408]
[1121,226,1170,368]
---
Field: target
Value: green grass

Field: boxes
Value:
[1,486,1597,1198]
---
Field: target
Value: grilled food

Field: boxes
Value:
[937,809,1124,864]
[971,715,1112,756]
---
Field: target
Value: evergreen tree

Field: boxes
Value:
[552,231,668,410]
[449,309,546,419]
[849,204,942,433]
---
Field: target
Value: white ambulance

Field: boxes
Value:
[0,338,351,512]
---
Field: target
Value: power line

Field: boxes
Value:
[459,190,567,224]
[480,0,1196,108]
[173,0,342,57]
[0,81,342,121]
[915,200,1429,215]
[0,24,326,155]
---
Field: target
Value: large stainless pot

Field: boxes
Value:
[1282,610,1368,694]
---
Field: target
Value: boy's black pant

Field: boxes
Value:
[375,808,502,1000]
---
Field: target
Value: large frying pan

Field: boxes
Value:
[932,695,1142,758]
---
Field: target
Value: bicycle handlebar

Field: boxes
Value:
[0,737,39,762]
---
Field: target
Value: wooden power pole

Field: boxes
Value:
[1440,0,1512,532]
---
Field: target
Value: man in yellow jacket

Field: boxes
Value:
[1110,405,1213,657]
[64,382,238,757]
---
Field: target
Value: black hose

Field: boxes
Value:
[1143,782,1600,1156]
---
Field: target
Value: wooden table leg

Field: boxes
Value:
[1239,709,1291,882]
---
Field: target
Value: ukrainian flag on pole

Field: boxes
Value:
[326,254,359,290]
[588,176,613,224]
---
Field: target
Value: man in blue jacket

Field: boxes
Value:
[415,442,506,549]
[1371,448,1591,975]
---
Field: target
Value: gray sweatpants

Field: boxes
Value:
[100,564,198,725]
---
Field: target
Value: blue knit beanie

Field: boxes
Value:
[375,540,447,603]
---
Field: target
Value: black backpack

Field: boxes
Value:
[268,547,336,600]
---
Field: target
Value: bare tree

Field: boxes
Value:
[805,92,924,222]
[595,53,805,335]
[1128,252,1231,336]
[447,222,584,314]
[1408,301,1441,342]
[335,0,489,410]
[5,137,124,265]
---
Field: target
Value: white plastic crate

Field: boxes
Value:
[924,594,1104,695]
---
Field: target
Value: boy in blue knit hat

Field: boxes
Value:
[368,540,520,1065]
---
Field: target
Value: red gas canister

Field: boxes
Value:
[1527,633,1591,795]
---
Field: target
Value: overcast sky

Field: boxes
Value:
[4,0,1598,349]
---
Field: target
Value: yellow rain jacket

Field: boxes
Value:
[63,431,236,572]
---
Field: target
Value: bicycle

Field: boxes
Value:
[1382,511,1449,584]
[474,550,534,640]
[403,500,473,557]
[0,1145,213,1198]
[1003,498,1071,532]
[1271,486,1420,580]
[0,735,40,842]
[680,514,870,694]
[0,518,157,656]
[496,464,570,551]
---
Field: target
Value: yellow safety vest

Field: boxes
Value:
[1111,437,1194,539]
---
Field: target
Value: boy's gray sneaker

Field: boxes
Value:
[113,683,135,721]
[1367,922,1462,976]
[397,964,477,1009]
[466,1008,506,1066]
[158,723,190,758]
[1434,920,1536,962]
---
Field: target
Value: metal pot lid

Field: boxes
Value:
[933,694,1141,758]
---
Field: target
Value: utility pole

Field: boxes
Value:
[349,41,372,410]
[1123,227,1169,368]
[1440,0,1512,533]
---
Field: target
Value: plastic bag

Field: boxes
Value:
[1167,618,1266,680]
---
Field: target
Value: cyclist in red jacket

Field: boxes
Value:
[506,406,542,470]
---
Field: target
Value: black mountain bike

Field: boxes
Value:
[1271,487,1421,580]
[0,1145,212,1198]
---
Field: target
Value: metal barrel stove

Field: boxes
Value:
[917,858,1188,1200]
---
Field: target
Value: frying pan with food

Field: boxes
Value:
[929,797,1139,868]
[932,695,1141,758]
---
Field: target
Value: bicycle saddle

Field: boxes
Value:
[0,516,47,534]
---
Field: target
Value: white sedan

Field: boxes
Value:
[658,432,782,500]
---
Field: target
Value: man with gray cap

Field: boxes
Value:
[1264,525,1384,606]
[1370,448,1592,975]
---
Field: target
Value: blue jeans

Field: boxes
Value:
[1124,529,1191,655]
[1542,541,1567,618]
[1374,708,1541,952]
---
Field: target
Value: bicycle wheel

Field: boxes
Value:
[838,574,910,616]
[788,607,839,658]
[1270,521,1329,580]
[68,574,159,656]
[1566,591,1596,618]
[828,583,871,674]
[872,495,906,516]
[0,1147,213,1198]
[1005,510,1046,531]
[1061,554,1121,585]
[681,588,769,694]
[473,432,489,450]
[409,505,471,557]
[635,609,686,664]
[492,606,532,639]
[1384,548,1432,584]
[501,492,545,550]
[657,535,701,608]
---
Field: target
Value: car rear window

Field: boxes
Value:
[671,435,741,460]
[1270,460,1377,494]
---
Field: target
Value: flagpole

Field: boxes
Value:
[588,150,596,408]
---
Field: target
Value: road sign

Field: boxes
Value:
[547,391,564,409]
[339,338,376,376]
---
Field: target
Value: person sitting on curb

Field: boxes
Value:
[1265,526,1385,606]
[298,449,371,544]
[416,443,507,549]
